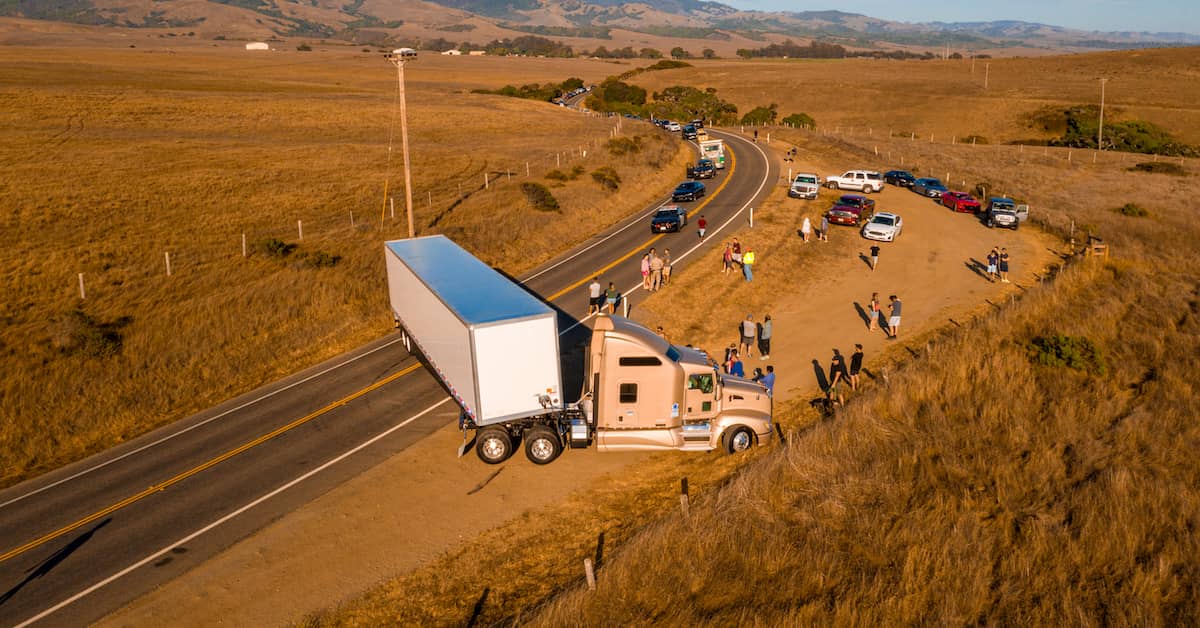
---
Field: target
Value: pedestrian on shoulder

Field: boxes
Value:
[869,244,880,271]
[986,248,998,282]
[868,292,881,331]
[605,282,618,314]
[819,214,830,242]
[887,294,902,339]
[740,315,756,357]
[828,351,848,406]
[640,253,651,290]
[649,248,664,291]
[742,248,755,281]
[722,242,733,274]
[698,215,707,239]
[801,216,812,243]
[758,315,772,359]
[662,248,672,286]
[761,365,775,396]
[731,238,743,266]
[849,344,864,390]
[1000,248,1011,283]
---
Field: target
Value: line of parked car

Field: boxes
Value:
[883,169,1028,230]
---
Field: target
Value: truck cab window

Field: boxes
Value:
[619,356,662,366]
[687,374,713,394]
[619,383,638,403]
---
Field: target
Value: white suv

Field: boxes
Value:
[825,170,884,193]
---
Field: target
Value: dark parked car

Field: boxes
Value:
[682,124,698,140]
[672,180,706,202]
[827,194,876,226]
[941,191,981,213]
[912,177,948,198]
[884,170,915,187]
[650,206,688,233]
[686,158,716,179]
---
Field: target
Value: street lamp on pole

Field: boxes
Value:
[386,48,417,239]
[1097,77,1108,151]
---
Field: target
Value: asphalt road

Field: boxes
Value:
[0,128,776,626]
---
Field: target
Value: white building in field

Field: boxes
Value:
[245,42,269,51]
[441,49,462,56]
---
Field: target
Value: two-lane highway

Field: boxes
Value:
[0,129,775,626]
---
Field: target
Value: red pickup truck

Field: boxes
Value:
[827,194,876,226]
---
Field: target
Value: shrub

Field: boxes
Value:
[296,43,312,52]
[520,182,560,211]
[606,136,644,156]
[1028,335,1107,376]
[254,238,297,258]
[961,135,989,145]
[781,113,815,129]
[739,104,778,126]
[590,166,621,191]
[299,251,342,268]
[1129,162,1187,176]
[1114,202,1150,217]
[51,308,130,358]
[544,169,569,181]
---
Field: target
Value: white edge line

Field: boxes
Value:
[17,130,773,626]
[19,309,624,625]
[0,336,409,511]
[14,397,456,628]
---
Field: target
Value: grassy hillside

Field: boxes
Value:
[0,46,688,487]
[307,52,1200,624]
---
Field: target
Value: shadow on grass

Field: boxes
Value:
[965,257,994,282]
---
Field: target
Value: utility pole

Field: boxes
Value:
[387,48,418,238]
[1097,77,1108,150]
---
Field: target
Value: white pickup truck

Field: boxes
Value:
[825,170,884,193]
[788,173,820,199]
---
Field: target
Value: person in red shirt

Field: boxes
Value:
[698,215,707,239]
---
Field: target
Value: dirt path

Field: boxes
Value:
[100,149,1059,627]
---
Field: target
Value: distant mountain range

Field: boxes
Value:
[2,0,1197,51]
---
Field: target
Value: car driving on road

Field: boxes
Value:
[672,180,706,201]
[912,177,948,198]
[827,194,876,226]
[861,212,903,241]
[941,191,981,213]
[650,206,688,233]
[884,170,915,187]
[687,158,716,179]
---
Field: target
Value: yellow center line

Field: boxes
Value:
[545,144,738,302]
[1,139,745,565]
[0,364,420,565]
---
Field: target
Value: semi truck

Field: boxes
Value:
[385,235,773,465]
[699,138,726,169]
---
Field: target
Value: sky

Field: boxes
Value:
[720,1,1200,35]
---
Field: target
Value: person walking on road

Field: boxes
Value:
[698,215,707,239]
[868,292,881,331]
[758,314,772,359]
[849,344,864,390]
[740,315,756,358]
[986,247,999,282]
[819,214,830,242]
[801,216,812,243]
[587,277,602,315]
[869,244,880,271]
[999,248,1011,283]
[887,295,902,339]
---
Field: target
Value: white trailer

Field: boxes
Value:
[699,138,725,169]
[384,236,562,426]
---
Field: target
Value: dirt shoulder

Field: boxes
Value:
[100,138,1060,627]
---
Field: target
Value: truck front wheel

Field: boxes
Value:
[476,428,515,464]
[524,426,563,465]
[725,425,755,454]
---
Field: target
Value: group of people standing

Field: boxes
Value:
[985,247,1011,283]
[717,313,775,394]
[865,292,903,339]
[721,237,756,281]
[640,247,673,292]
[799,214,830,243]
[825,345,864,406]
[587,277,622,315]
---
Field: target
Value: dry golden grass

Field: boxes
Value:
[310,53,1200,624]
[0,45,690,486]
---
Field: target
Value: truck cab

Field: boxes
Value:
[584,316,772,454]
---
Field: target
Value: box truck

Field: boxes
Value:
[385,236,773,465]
[699,138,725,169]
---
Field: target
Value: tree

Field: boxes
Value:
[739,103,778,126]
[701,48,716,59]
[670,46,690,59]
[639,48,662,59]
[781,112,816,129]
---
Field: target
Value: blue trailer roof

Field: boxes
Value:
[385,236,552,325]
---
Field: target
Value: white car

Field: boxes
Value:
[665,121,682,132]
[861,212,903,241]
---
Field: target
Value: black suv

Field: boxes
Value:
[672,181,706,201]
[884,170,915,187]
[682,124,698,140]
[650,206,688,233]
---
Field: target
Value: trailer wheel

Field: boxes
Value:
[725,426,755,454]
[476,428,514,464]
[524,426,563,465]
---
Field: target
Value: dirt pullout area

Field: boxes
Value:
[101,144,1059,627]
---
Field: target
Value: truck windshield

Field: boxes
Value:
[796,176,817,184]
